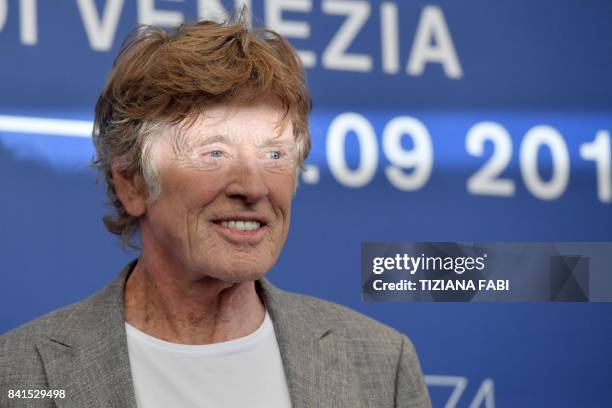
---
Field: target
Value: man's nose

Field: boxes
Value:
[224,155,269,203]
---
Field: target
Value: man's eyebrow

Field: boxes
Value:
[195,134,229,146]
[258,138,294,148]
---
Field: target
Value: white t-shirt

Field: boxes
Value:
[125,312,292,408]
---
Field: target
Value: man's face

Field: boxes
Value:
[139,99,297,282]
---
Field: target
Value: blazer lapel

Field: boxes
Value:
[259,280,366,408]
[36,265,137,408]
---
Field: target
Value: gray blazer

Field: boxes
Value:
[1,263,431,407]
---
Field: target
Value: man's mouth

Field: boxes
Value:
[210,217,268,243]
[211,214,269,234]
[218,220,262,231]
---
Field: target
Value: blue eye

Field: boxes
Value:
[209,150,223,158]
[267,151,282,160]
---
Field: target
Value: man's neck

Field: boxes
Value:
[123,258,266,345]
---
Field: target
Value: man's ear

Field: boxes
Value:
[112,169,147,217]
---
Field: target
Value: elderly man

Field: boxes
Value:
[1,17,430,408]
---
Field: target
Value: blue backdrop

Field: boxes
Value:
[1,1,611,406]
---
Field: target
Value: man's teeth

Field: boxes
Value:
[220,220,261,231]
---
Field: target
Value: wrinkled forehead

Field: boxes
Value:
[142,97,299,169]
[166,97,293,148]
[197,104,290,139]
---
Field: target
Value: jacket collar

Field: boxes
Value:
[36,262,138,408]
[257,279,364,407]
[36,262,362,408]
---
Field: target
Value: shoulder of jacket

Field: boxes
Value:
[276,288,406,344]
[1,300,84,351]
